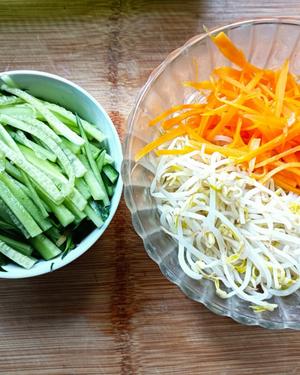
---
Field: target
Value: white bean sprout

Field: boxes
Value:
[151,137,300,311]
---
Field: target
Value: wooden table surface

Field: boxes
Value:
[1,1,300,374]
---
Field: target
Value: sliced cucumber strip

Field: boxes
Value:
[0,233,33,256]
[84,204,104,228]
[75,178,92,200]
[1,84,85,146]
[0,172,52,232]
[102,164,119,184]
[0,240,37,269]
[44,101,106,142]
[30,234,62,260]
[77,115,109,205]
[0,198,29,238]
[0,178,42,238]
[13,130,57,162]
[79,154,105,201]
[0,138,63,204]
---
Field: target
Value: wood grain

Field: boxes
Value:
[1,1,300,374]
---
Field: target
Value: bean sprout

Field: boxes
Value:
[151,137,300,311]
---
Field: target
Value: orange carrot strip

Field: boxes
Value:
[229,118,244,148]
[201,103,228,116]
[245,71,264,90]
[245,96,274,115]
[260,162,300,184]
[245,114,286,130]
[207,93,255,141]
[213,66,243,80]
[258,83,275,99]
[135,127,186,161]
[255,145,300,168]
[274,60,289,117]
[184,81,214,90]
[156,146,195,156]
[279,162,300,178]
[216,70,263,94]
[274,176,300,193]
[218,75,247,92]
[149,104,204,127]
[286,73,300,95]
[277,169,300,184]
[250,166,268,179]
[215,95,259,114]
[188,138,245,157]
[283,154,299,163]
[198,95,218,136]
[162,109,204,130]
[211,32,254,70]
[237,133,286,164]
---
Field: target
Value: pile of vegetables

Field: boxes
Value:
[136,30,300,311]
[0,78,118,270]
[136,32,300,195]
[152,137,300,311]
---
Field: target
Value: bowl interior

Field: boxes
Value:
[123,18,300,329]
[0,70,123,278]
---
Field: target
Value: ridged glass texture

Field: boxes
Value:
[122,18,300,329]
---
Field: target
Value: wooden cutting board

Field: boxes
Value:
[1,1,300,374]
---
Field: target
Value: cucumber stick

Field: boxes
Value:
[0,79,119,270]
[78,154,105,201]
[0,115,75,199]
[0,198,29,238]
[0,138,63,204]
[30,234,61,260]
[0,95,22,106]
[76,116,109,205]
[102,164,119,184]
[0,178,42,237]
[0,122,49,218]
[84,204,104,228]
[0,240,37,269]
[38,191,75,227]
[0,219,18,232]
[75,178,92,200]
[0,172,52,231]
[61,138,81,154]
[18,146,87,211]
[43,101,106,142]
[13,130,57,162]
[1,84,85,146]
[96,150,106,173]
[0,233,33,256]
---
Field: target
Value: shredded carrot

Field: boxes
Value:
[162,109,204,130]
[148,104,205,127]
[256,145,300,168]
[274,176,300,194]
[260,162,300,184]
[229,118,244,148]
[274,60,289,117]
[184,81,214,90]
[250,165,268,179]
[277,170,300,185]
[156,146,195,156]
[211,32,255,71]
[135,30,300,193]
[135,126,186,161]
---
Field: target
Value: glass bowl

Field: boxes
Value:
[122,18,300,329]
